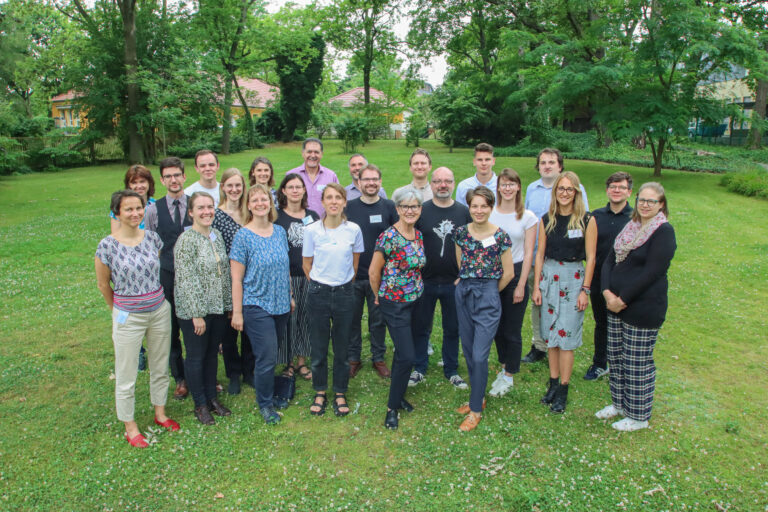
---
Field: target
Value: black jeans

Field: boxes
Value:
[160,268,184,382]
[494,262,528,374]
[308,280,355,394]
[590,274,608,368]
[412,280,461,377]
[243,305,289,409]
[379,298,417,410]
[222,322,255,380]
[348,279,387,363]
[179,314,226,407]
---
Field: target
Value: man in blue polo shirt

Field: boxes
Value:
[522,148,589,363]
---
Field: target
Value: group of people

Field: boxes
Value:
[95,139,676,446]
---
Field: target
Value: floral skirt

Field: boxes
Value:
[539,259,585,350]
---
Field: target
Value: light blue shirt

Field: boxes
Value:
[344,183,387,201]
[456,173,498,207]
[230,225,291,315]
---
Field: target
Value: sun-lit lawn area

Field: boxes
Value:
[1,139,766,510]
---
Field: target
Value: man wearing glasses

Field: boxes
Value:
[584,172,633,381]
[345,164,399,379]
[522,148,589,364]
[344,153,388,201]
[411,167,472,389]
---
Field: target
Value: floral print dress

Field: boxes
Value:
[374,226,426,302]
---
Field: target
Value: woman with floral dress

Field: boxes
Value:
[368,187,426,430]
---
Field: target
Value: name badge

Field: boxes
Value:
[316,184,326,192]
[116,310,129,325]
[369,214,382,224]
[568,229,583,239]
[481,236,496,248]
[302,216,313,225]
[209,232,217,241]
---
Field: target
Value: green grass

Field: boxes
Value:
[1,139,767,511]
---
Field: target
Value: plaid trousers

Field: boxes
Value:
[607,313,658,421]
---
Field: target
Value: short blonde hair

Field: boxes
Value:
[245,184,278,223]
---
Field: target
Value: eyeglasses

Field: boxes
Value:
[359,177,380,183]
[285,185,304,191]
[556,186,576,194]
[163,173,184,180]
[397,204,422,212]
[432,180,454,185]
[499,183,518,189]
[608,185,628,191]
[637,198,660,206]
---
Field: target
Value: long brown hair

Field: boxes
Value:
[249,156,274,187]
[545,171,587,234]
[124,165,155,199]
[321,183,348,224]
[277,174,308,210]
[496,168,524,220]
[632,182,669,222]
[218,168,248,221]
[245,184,278,223]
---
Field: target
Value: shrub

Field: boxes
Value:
[334,115,369,153]
[720,169,768,199]
[167,131,261,158]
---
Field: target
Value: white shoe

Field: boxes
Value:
[489,370,504,390]
[408,371,425,387]
[427,343,435,356]
[490,376,514,397]
[437,359,444,367]
[449,374,468,390]
[595,404,623,419]
[611,417,649,431]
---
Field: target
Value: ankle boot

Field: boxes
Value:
[550,383,569,413]
[540,377,559,404]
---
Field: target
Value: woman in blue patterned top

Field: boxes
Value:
[231,184,293,425]
[453,186,514,432]
[369,187,426,430]
[96,190,178,448]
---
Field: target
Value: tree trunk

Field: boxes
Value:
[747,78,767,149]
[221,78,233,154]
[651,136,665,177]
[120,0,145,164]
[233,76,255,147]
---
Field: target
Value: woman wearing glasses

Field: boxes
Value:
[532,172,597,413]
[368,188,426,430]
[596,182,676,431]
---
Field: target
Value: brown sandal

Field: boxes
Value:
[296,364,312,380]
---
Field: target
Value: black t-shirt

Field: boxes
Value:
[542,212,590,262]
[415,200,472,283]
[345,197,399,280]
[592,202,633,278]
[275,208,320,277]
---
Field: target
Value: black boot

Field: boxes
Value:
[550,383,569,413]
[540,377,559,404]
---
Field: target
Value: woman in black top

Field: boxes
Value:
[532,171,596,413]
[596,182,676,432]
[275,174,320,381]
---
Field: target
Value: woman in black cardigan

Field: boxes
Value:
[597,182,676,432]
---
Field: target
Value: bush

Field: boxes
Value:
[254,107,284,142]
[720,169,768,198]
[334,115,369,153]
[167,131,261,158]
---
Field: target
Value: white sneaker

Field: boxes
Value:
[490,376,513,397]
[611,417,649,431]
[437,359,444,367]
[427,342,435,356]
[595,404,623,419]
[408,371,425,387]
[449,374,468,389]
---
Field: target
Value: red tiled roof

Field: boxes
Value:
[329,87,388,107]
[51,91,82,102]
[231,78,280,108]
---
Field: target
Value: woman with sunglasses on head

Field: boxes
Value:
[596,182,676,432]
[369,188,426,430]
[488,169,538,397]
[302,183,364,418]
[95,190,178,448]
[275,174,320,382]
[213,168,254,395]
[249,156,278,206]
[453,186,515,432]
[532,171,597,414]
[174,192,233,426]
[230,185,293,425]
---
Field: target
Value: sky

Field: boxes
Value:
[266,0,448,87]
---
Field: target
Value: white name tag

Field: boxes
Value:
[209,232,217,241]
[481,236,496,248]
[302,216,313,225]
[116,310,129,325]
[568,229,583,239]
[316,184,326,192]
[369,214,382,224]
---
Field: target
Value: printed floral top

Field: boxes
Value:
[454,225,512,279]
[374,226,426,302]
[173,228,232,319]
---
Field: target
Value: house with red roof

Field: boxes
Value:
[329,87,407,139]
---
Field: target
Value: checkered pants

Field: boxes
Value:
[607,313,658,421]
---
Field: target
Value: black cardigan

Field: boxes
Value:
[601,222,676,329]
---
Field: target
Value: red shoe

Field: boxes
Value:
[125,432,149,448]
[154,417,180,431]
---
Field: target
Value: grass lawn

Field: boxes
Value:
[1,139,767,511]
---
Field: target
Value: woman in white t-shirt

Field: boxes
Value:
[302,183,364,418]
[488,168,538,397]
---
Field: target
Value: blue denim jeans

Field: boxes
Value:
[412,280,461,377]
[243,305,289,409]
[308,280,355,393]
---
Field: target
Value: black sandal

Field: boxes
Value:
[332,393,350,417]
[310,393,327,416]
[282,364,295,378]
[296,364,312,381]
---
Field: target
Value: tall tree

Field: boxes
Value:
[276,33,325,142]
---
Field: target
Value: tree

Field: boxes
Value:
[276,33,325,142]
[428,82,488,151]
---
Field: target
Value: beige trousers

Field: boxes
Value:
[527,272,547,352]
[112,300,171,422]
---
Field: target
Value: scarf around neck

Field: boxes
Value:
[613,211,667,263]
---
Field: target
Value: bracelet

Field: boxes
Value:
[581,287,591,295]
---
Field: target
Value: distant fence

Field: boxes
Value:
[5,135,124,171]
[690,134,768,146]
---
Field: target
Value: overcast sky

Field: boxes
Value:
[266,0,447,86]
